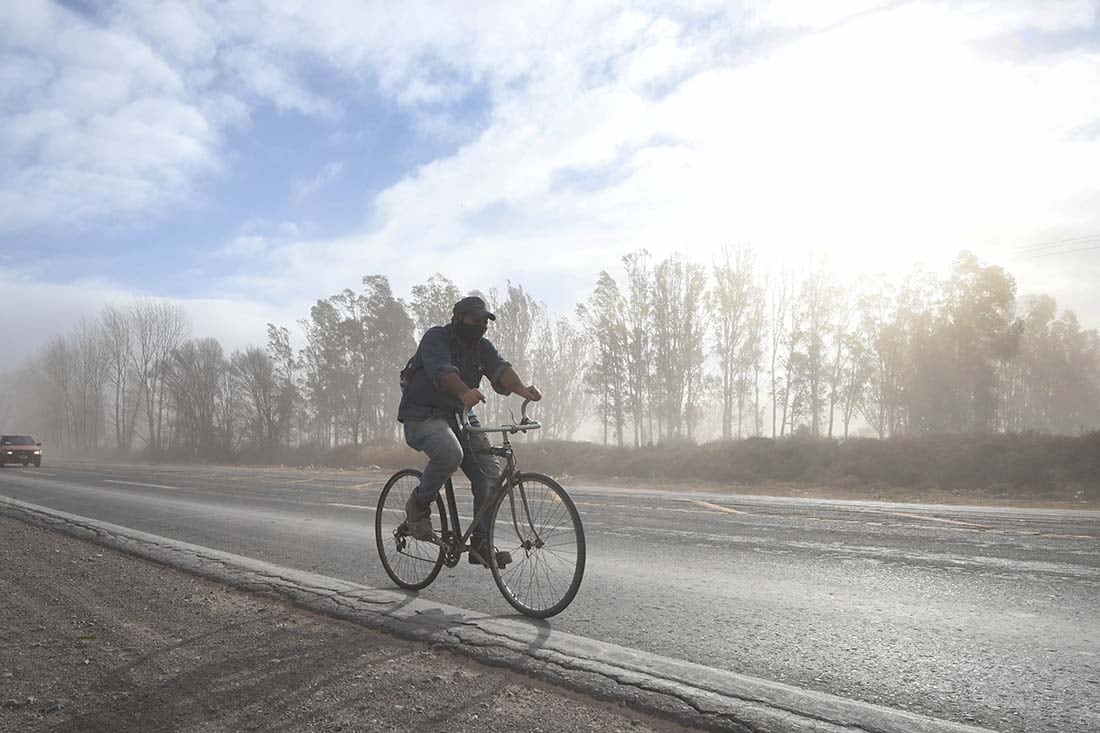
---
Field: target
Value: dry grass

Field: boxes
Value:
[118,431,1100,504]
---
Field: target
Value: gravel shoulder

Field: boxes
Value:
[0,515,686,732]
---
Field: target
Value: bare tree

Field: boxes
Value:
[622,250,653,446]
[768,267,790,438]
[332,289,371,446]
[651,255,707,442]
[130,300,189,453]
[361,275,416,442]
[743,274,768,437]
[232,347,281,453]
[72,318,110,451]
[484,282,543,429]
[779,272,805,436]
[37,335,76,450]
[530,316,589,440]
[299,299,342,447]
[711,245,754,440]
[859,283,903,438]
[801,265,835,437]
[101,304,136,451]
[217,361,243,453]
[681,262,709,442]
[267,323,300,446]
[165,338,227,458]
[577,272,628,445]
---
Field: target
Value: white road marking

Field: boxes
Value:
[1037,533,1097,540]
[327,502,375,511]
[104,479,182,491]
[691,499,752,516]
[571,500,726,514]
[875,511,991,529]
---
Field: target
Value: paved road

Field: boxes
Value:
[2,461,1098,732]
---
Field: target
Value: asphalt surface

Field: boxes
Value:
[2,461,1098,732]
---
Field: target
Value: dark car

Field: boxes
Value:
[0,435,43,467]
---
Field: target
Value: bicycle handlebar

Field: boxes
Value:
[459,399,542,434]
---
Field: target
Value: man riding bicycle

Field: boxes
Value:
[397,295,541,569]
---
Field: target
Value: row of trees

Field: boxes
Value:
[0,300,294,460]
[2,248,1098,460]
[579,248,1100,445]
[288,275,590,448]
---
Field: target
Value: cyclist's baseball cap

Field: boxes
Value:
[453,295,496,321]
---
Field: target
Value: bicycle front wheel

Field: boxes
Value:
[375,468,446,590]
[489,472,585,618]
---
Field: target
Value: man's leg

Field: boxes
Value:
[403,418,463,539]
[457,414,508,567]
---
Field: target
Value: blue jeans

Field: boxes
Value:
[403,414,500,538]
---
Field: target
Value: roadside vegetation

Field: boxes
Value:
[237,432,1100,504]
[2,248,1098,502]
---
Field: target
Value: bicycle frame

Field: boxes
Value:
[436,402,544,558]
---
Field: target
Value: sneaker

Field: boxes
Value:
[404,493,433,541]
[468,537,512,569]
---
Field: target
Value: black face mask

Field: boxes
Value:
[454,320,487,344]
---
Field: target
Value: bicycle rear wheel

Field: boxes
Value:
[376,468,447,590]
[489,472,585,618]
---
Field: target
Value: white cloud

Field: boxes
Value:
[221,46,340,119]
[218,234,267,258]
[204,1,1097,322]
[0,1,220,232]
[293,161,345,203]
[5,0,1100,344]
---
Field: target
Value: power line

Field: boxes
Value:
[1012,232,1100,254]
[1026,243,1100,259]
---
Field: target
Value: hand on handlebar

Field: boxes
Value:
[459,388,486,410]
[515,384,542,402]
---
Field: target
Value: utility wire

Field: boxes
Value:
[1026,243,1100,259]
[1012,232,1100,254]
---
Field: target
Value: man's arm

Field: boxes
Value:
[497,367,542,402]
[420,327,459,384]
[421,327,486,409]
[480,339,540,401]
[439,372,485,409]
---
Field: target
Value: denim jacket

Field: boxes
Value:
[397,323,512,422]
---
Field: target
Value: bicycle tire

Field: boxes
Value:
[488,472,585,618]
[375,468,447,590]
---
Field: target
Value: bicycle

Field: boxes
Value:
[375,401,585,618]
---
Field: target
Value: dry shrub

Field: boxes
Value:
[137,430,1100,499]
[509,431,1100,496]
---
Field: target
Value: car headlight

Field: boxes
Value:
[4,451,11,455]
[34,450,41,454]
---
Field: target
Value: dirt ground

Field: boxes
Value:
[0,516,687,732]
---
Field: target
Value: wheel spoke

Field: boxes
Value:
[376,470,445,590]
[489,475,585,618]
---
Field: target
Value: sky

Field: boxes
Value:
[2,0,1100,367]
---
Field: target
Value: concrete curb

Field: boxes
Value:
[1,495,993,733]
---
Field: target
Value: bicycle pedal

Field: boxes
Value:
[467,547,512,569]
